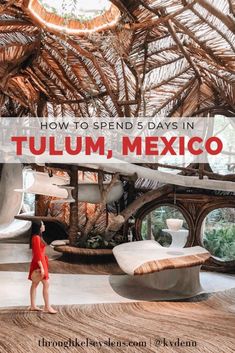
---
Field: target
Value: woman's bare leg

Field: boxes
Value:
[42,279,57,314]
[29,277,42,311]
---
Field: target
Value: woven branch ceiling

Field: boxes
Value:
[0,0,234,117]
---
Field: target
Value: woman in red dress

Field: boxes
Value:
[28,220,57,314]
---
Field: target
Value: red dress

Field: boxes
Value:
[28,235,49,281]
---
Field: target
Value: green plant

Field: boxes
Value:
[203,225,235,261]
[75,233,124,249]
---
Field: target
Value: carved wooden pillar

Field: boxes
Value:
[0,164,3,182]
[147,213,152,240]
[68,166,79,246]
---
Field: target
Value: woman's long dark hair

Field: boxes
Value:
[29,220,43,248]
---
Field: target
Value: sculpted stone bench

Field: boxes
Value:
[112,240,211,297]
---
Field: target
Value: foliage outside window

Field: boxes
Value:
[202,208,235,262]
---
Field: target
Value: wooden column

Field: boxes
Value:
[0,164,3,182]
[147,213,152,240]
[33,165,48,217]
[68,166,79,246]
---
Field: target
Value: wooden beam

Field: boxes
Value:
[166,18,201,82]
[106,184,174,232]
[67,166,79,246]
[110,0,137,21]
[15,215,64,223]
[124,0,198,30]
[197,0,235,32]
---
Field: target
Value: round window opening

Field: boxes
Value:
[29,0,120,35]
[141,205,189,247]
[39,0,112,21]
[202,208,235,262]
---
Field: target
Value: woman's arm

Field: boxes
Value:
[32,236,45,277]
[37,260,45,277]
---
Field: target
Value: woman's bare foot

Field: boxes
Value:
[43,306,57,314]
[28,306,42,311]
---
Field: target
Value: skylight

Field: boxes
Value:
[39,0,111,21]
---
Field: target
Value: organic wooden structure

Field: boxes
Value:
[0,0,234,117]
[113,240,210,297]
[135,192,235,272]
[54,245,113,256]
[113,240,210,274]
[0,1,235,271]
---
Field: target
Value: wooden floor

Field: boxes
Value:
[0,289,234,353]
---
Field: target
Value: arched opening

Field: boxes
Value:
[140,205,189,247]
[25,0,120,35]
[39,0,112,21]
[201,207,235,262]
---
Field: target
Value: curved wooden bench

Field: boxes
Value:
[134,251,210,275]
[113,240,211,297]
[54,245,113,256]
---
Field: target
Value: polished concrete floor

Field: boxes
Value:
[0,242,234,307]
[0,271,234,307]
